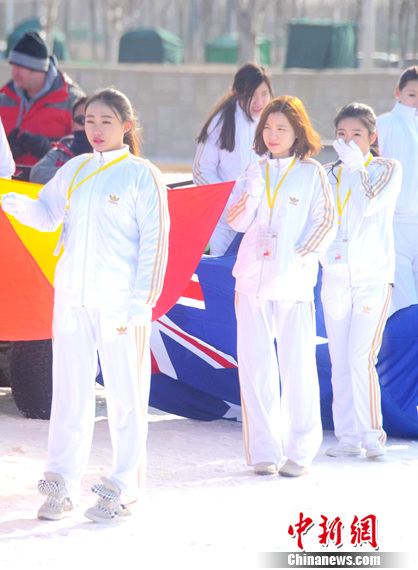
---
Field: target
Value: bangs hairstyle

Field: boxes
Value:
[196,63,274,152]
[85,87,142,156]
[334,102,379,156]
[254,96,321,159]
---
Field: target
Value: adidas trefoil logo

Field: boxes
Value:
[289,197,299,206]
[117,326,127,335]
[109,195,120,205]
[362,306,371,314]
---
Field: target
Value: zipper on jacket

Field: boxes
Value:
[81,173,96,307]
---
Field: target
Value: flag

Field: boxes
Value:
[0,177,234,339]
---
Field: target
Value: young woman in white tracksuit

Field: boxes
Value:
[193,63,273,255]
[377,66,418,315]
[321,103,402,459]
[1,88,169,522]
[227,96,337,477]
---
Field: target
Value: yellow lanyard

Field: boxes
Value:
[65,152,129,210]
[54,151,129,256]
[266,156,297,211]
[336,153,372,226]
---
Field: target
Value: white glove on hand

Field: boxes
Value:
[244,160,264,198]
[333,138,365,173]
[1,192,28,218]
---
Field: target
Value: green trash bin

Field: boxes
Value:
[6,18,69,61]
[205,33,271,65]
[118,27,184,63]
[285,19,357,69]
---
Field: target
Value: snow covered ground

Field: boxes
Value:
[1,385,417,570]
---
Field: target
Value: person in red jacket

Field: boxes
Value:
[0,31,84,178]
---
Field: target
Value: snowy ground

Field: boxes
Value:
[1,385,417,570]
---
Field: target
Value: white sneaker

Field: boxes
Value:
[366,443,386,459]
[254,462,278,476]
[278,459,308,477]
[84,477,131,523]
[37,472,74,521]
[326,442,362,457]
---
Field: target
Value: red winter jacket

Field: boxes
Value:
[0,70,83,167]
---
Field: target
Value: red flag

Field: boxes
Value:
[0,180,234,340]
[153,181,234,320]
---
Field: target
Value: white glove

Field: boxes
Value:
[1,192,29,218]
[333,138,365,173]
[244,160,264,198]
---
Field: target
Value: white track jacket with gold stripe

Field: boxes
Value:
[321,155,402,286]
[227,155,337,301]
[12,146,169,317]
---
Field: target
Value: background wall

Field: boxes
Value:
[0,62,401,164]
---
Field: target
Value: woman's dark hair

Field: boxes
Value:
[71,95,88,118]
[254,95,321,159]
[334,102,379,156]
[196,63,274,152]
[398,65,418,90]
[85,87,142,156]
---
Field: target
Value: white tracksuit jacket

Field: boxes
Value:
[228,155,337,300]
[193,101,260,255]
[13,146,169,316]
[377,101,418,313]
[320,154,402,285]
[377,102,418,223]
[0,116,15,178]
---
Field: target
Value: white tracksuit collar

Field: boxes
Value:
[93,145,129,165]
[393,101,418,119]
[266,154,296,169]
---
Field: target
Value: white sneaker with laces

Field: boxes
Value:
[37,472,74,521]
[326,442,362,457]
[84,477,131,523]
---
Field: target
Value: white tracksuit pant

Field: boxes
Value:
[321,277,391,447]
[46,305,151,505]
[390,221,418,315]
[235,292,322,467]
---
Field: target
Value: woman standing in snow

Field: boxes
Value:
[322,103,402,459]
[1,88,169,522]
[227,95,336,477]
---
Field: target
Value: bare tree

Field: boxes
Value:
[41,0,61,48]
[234,0,271,64]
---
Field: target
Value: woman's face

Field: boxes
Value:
[85,101,130,152]
[396,79,418,108]
[262,112,296,159]
[248,81,271,118]
[335,117,376,156]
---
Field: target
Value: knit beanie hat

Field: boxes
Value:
[9,31,50,72]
